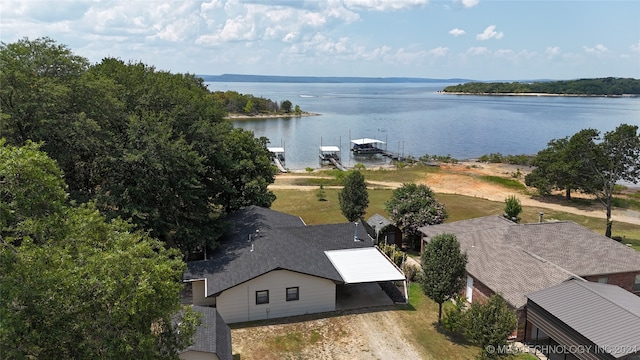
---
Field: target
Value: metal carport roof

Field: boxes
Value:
[324,247,405,284]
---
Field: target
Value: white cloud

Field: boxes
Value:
[545,46,560,59]
[476,25,503,40]
[343,0,428,11]
[630,41,640,53]
[459,0,479,8]
[428,46,449,57]
[583,44,608,54]
[449,28,465,37]
[467,46,489,55]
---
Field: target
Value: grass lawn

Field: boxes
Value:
[272,187,640,251]
[402,283,479,359]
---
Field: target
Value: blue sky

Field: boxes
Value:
[1,0,639,80]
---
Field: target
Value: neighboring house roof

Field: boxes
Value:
[418,216,640,308]
[451,224,578,308]
[366,213,395,235]
[509,221,640,276]
[527,280,640,359]
[181,306,232,360]
[184,206,373,296]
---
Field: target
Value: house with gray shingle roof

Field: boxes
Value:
[184,206,405,324]
[419,216,640,341]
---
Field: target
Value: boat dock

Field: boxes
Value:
[350,138,385,154]
[267,147,288,173]
[319,145,347,171]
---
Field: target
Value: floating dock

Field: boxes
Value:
[319,145,347,171]
[267,147,288,173]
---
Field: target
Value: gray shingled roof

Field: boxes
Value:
[455,225,578,308]
[420,216,640,308]
[182,306,232,360]
[366,213,394,235]
[184,206,373,296]
[509,221,640,276]
[527,280,640,359]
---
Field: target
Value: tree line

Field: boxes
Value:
[211,90,297,115]
[443,77,640,95]
[0,37,283,259]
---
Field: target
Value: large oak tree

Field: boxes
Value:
[0,141,199,359]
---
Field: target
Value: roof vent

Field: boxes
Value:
[354,222,360,241]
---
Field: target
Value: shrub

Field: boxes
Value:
[403,263,420,282]
[442,295,467,333]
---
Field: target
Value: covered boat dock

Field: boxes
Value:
[350,138,386,154]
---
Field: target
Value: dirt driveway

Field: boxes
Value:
[231,307,425,360]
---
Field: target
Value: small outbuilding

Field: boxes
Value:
[363,213,402,247]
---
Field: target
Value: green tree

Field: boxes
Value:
[338,170,369,222]
[385,183,447,249]
[244,99,255,114]
[0,139,69,247]
[503,195,522,223]
[281,100,292,112]
[581,124,640,237]
[420,233,467,323]
[1,39,278,256]
[0,141,199,359]
[464,295,517,359]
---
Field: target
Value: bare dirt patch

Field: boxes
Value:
[231,308,423,360]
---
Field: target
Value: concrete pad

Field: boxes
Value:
[335,283,394,310]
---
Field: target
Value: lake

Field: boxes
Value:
[206,82,640,171]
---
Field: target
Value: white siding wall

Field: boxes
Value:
[191,280,216,307]
[216,270,336,323]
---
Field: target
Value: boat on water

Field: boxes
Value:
[350,138,385,154]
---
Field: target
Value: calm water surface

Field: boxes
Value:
[206,82,640,170]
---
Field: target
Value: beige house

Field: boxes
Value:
[184,206,406,324]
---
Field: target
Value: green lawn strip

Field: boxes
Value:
[402,283,479,359]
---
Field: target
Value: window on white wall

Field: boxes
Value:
[256,290,269,304]
[286,287,299,301]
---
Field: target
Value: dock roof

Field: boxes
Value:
[267,147,285,153]
[319,145,340,152]
[350,138,385,145]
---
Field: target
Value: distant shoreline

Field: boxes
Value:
[226,112,321,120]
[440,91,639,98]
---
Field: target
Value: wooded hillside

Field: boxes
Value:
[443,77,640,95]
